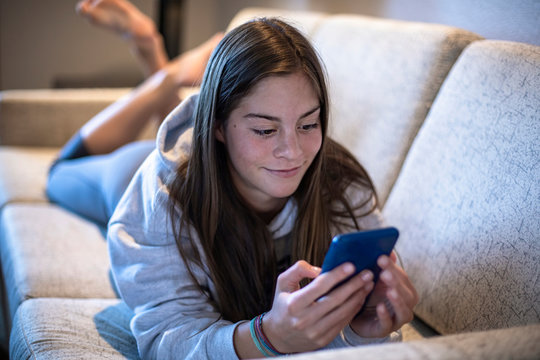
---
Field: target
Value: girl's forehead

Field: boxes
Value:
[243,72,317,102]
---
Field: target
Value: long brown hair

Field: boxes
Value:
[168,18,377,322]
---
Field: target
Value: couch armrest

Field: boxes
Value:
[0,88,130,147]
[288,324,540,360]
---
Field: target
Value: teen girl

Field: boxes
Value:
[105,17,418,359]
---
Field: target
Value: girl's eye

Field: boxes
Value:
[299,123,319,131]
[253,129,276,137]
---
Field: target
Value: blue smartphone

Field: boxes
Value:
[321,227,399,283]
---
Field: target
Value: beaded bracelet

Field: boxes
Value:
[249,313,287,357]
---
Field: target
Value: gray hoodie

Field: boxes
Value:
[108,95,398,360]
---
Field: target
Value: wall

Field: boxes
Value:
[0,0,155,90]
[1,0,538,90]
[183,0,540,50]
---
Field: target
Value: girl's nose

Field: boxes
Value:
[273,131,301,159]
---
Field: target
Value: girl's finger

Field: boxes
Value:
[298,262,358,303]
[276,260,321,293]
[297,267,373,319]
[379,269,417,309]
[375,302,394,334]
[309,280,373,340]
[386,288,414,331]
[378,258,419,307]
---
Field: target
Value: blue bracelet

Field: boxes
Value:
[250,316,273,357]
[256,313,283,356]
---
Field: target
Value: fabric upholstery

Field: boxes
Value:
[0,203,117,327]
[0,89,129,147]
[312,15,482,204]
[7,296,426,360]
[287,323,540,360]
[0,146,58,209]
[383,40,540,334]
[10,298,138,360]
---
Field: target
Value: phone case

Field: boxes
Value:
[321,227,399,282]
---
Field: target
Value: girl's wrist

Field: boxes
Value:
[256,312,290,356]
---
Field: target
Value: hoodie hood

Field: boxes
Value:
[155,94,199,171]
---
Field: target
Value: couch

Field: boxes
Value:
[0,7,538,359]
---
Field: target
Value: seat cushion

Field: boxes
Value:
[383,40,540,334]
[312,15,482,204]
[10,298,139,360]
[11,298,539,360]
[0,203,118,327]
[0,146,58,209]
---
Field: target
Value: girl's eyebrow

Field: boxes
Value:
[244,105,320,122]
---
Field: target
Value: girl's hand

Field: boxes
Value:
[350,253,419,338]
[262,260,374,354]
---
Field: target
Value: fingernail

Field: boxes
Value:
[361,271,373,281]
[343,263,355,274]
[382,271,392,281]
[378,256,389,266]
[389,289,399,299]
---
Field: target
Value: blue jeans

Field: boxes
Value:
[47,139,155,227]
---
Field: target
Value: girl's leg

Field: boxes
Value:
[47,1,222,223]
[74,0,222,154]
[77,32,222,155]
[47,140,155,227]
[76,0,168,77]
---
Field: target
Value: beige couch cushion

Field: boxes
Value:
[0,203,117,328]
[383,40,540,334]
[0,88,130,147]
[0,146,58,209]
[312,15,482,204]
[10,298,137,360]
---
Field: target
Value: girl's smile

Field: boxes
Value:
[265,166,302,178]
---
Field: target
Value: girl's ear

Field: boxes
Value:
[215,122,225,143]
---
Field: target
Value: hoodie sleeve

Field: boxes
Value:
[108,147,241,360]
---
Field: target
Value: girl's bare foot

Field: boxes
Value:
[76,0,168,76]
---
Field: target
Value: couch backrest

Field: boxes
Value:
[0,89,131,147]
[384,40,540,335]
[227,9,481,204]
[311,15,481,204]
[227,7,327,37]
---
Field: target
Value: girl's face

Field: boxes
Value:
[216,71,323,216]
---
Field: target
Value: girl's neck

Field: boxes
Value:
[257,206,283,224]
[248,197,288,224]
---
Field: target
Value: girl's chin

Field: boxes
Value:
[266,185,301,200]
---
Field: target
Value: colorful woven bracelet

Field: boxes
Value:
[256,313,286,356]
[250,316,273,357]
